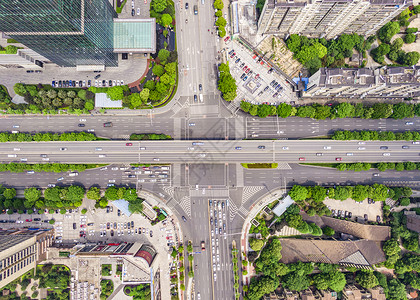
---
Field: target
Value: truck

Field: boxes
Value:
[194,5,198,15]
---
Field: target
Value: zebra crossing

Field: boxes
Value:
[120,134,130,140]
[162,186,175,198]
[227,200,248,221]
[242,186,264,206]
[178,196,192,218]
[277,163,291,169]
[383,180,420,187]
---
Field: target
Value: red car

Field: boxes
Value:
[243,65,247,71]
[126,143,133,146]
[80,224,87,228]
[252,54,257,59]
[299,157,306,161]
[224,36,230,42]
[255,74,260,79]
[336,157,342,161]
[25,219,32,222]
[230,52,235,58]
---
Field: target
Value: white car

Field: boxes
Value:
[137,8,140,15]
[358,141,366,145]
[95,80,98,86]
[117,80,120,86]
[79,119,86,122]
[323,146,331,150]
[113,80,116,86]
[87,129,95,132]
[282,146,289,150]
[357,147,366,150]
[346,153,353,156]
[383,153,391,156]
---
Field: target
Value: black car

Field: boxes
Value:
[380,146,388,150]
[182,216,187,222]
[131,221,134,227]
[58,80,62,87]
[258,145,265,149]
[94,74,101,79]
[376,215,381,223]
[199,84,202,91]
[150,230,153,237]
[194,95,197,102]
[65,80,69,87]
[102,80,106,86]
[78,124,85,127]
[111,230,114,237]
[87,80,91,87]
[106,206,110,213]
[117,209,121,216]
[109,80,112,86]
[52,81,56,87]
[185,2,189,8]
[131,9,135,16]
[128,174,135,178]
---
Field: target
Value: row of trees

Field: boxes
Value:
[0,85,10,103]
[218,63,237,102]
[337,161,420,172]
[145,56,178,105]
[129,133,172,140]
[0,131,97,142]
[289,184,411,203]
[241,100,420,120]
[332,129,420,141]
[86,186,144,213]
[0,163,100,173]
[213,0,226,37]
[13,83,95,112]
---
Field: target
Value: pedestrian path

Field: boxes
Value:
[241,186,264,206]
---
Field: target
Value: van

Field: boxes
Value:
[199,94,203,102]
[7,154,17,158]
[69,172,79,177]
[161,166,170,170]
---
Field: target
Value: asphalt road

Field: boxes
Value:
[1,140,419,164]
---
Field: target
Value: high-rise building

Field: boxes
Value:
[304,66,420,99]
[0,228,54,289]
[257,0,409,39]
[0,0,118,67]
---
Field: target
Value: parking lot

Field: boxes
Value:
[225,40,296,105]
[324,197,383,223]
[119,0,151,18]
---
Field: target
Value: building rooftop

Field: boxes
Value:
[272,195,295,217]
[406,213,420,233]
[113,19,156,53]
[301,214,391,241]
[279,239,385,267]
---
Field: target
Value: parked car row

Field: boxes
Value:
[51,79,124,88]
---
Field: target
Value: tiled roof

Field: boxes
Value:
[301,214,390,241]
[279,239,385,267]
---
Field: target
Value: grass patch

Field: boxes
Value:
[241,163,278,169]
[116,0,128,13]
[300,163,338,168]
[59,251,70,257]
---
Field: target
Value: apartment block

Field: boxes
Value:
[257,0,409,39]
[304,66,420,99]
[0,228,53,289]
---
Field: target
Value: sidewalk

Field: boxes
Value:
[240,188,286,285]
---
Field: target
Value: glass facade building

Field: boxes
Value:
[0,0,118,67]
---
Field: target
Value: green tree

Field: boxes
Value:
[128,198,143,213]
[157,49,170,64]
[282,272,310,291]
[249,238,264,251]
[24,187,41,205]
[383,239,401,257]
[277,103,292,118]
[404,33,416,44]
[152,0,167,12]
[387,279,407,300]
[152,65,165,77]
[129,93,142,108]
[106,86,124,101]
[310,186,327,202]
[334,102,355,118]
[215,17,227,28]
[289,185,308,201]
[3,188,16,200]
[372,103,393,119]
[355,270,379,289]
[87,187,101,200]
[322,226,335,236]
[378,22,400,43]
[161,13,172,27]
[247,276,279,300]
[140,88,150,103]
[392,102,414,119]
[217,63,237,101]
[403,51,420,65]
[286,34,301,53]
